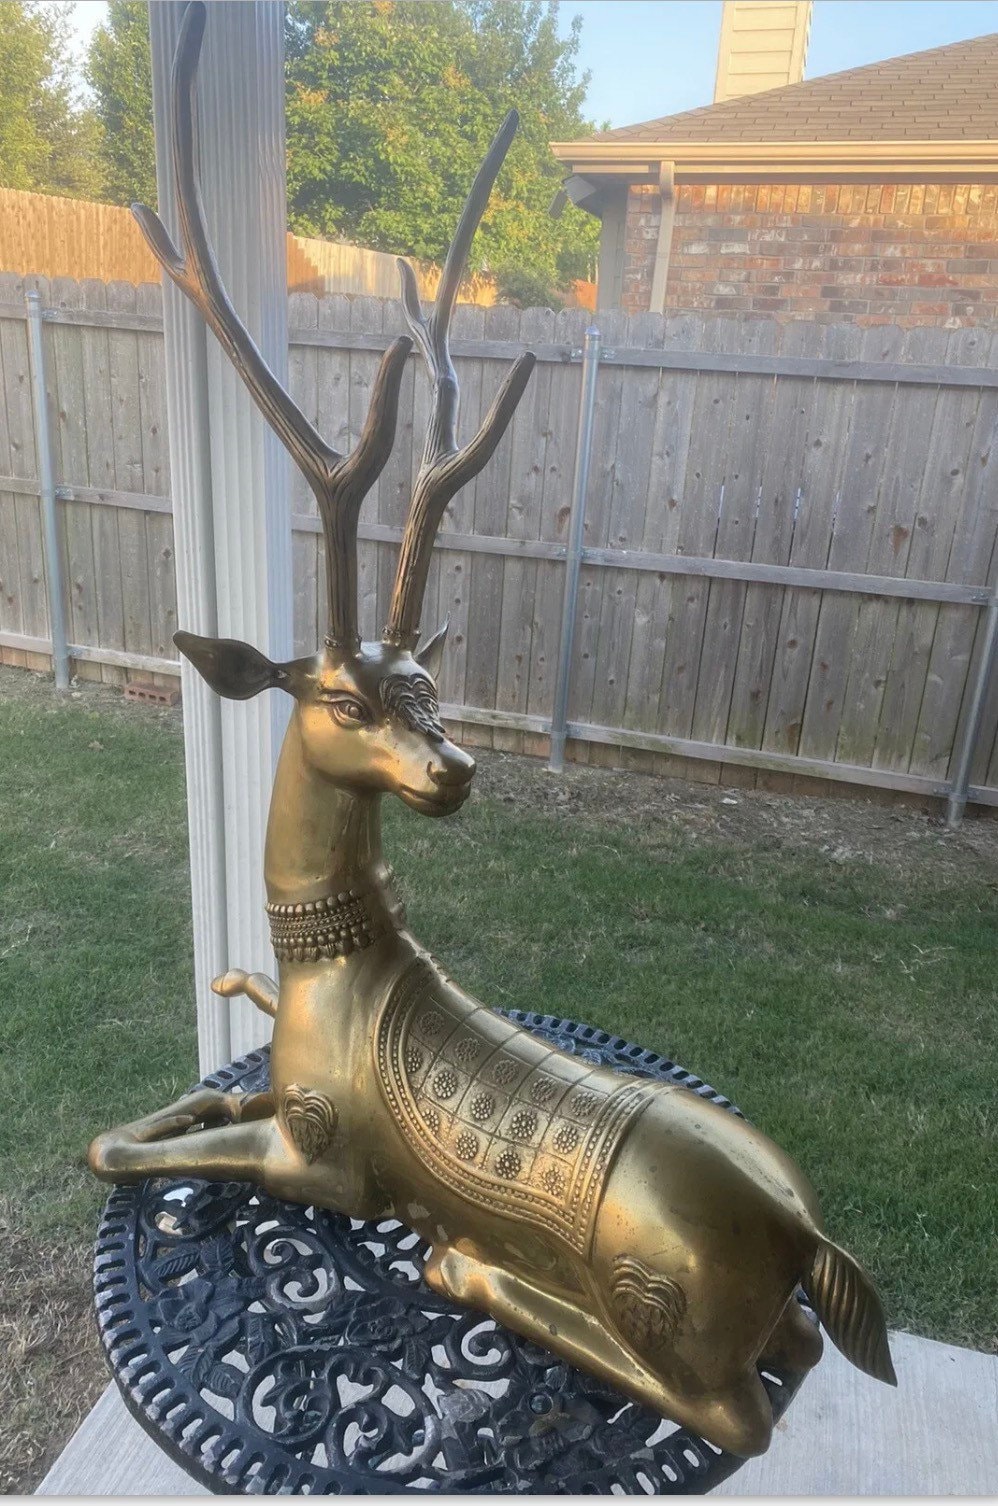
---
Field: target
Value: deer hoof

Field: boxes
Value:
[212,969,248,997]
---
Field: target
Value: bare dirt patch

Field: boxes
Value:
[0,665,182,727]
[0,1202,106,1495]
[473,744,998,885]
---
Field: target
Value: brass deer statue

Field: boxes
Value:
[89,2,896,1458]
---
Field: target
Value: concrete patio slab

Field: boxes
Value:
[35,1384,206,1498]
[36,1330,998,1496]
[712,1331,998,1496]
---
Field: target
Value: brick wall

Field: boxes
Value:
[621,181,998,325]
[622,185,662,313]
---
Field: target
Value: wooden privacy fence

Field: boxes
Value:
[0,190,498,302]
[2,271,998,820]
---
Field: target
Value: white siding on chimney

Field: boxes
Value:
[714,0,812,103]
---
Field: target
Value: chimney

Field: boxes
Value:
[713,0,812,103]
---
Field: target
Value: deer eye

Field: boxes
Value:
[323,694,372,727]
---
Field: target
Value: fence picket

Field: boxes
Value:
[622,313,701,769]
[50,277,102,681]
[588,311,663,737]
[870,326,984,775]
[79,280,126,682]
[915,329,998,783]
[526,307,588,757]
[137,282,176,677]
[463,302,521,731]
[0,273,26,660]
[655,316,747,780]
[493,305,558,753]
[3,274,50,667]
[836,325,950,768]
[762,322,864,759]
[106,282,156,666]
[957,331,998,792]
[726,319,819,754]
[692,318,782,751]
[571,309,629,745]
[798,324,907,763]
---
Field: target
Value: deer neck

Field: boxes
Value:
[263,718,405,959]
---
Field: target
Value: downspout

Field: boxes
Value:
[649,160,676,315]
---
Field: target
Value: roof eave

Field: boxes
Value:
[550,138,998,184]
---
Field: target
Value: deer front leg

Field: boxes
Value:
[88,1088,273,1185]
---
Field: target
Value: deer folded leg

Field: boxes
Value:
[760,1294,823,1373]
[233,1090,276,1121]
[212,969,278,1018]
[695,1372,774,1458]
[88,1089,272,1184]
[424,1245,711,1440]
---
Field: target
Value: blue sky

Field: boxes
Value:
[560,0,998,128]
[68,1,998,129]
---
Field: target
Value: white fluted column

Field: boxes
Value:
[150,2,291,1072]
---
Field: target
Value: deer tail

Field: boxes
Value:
[803,1236,897,1385]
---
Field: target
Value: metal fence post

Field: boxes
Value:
[25,291,70,691]
[946,578,998,828]
[547,324,601,773]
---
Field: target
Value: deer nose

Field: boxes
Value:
[428,749,476,787]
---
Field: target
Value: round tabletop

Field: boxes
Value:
[93,1011,815,1494]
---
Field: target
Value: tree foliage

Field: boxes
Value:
[85,0,597,293]
[86,0,157,207]
[286,1,598,288]
[0,2,102,197]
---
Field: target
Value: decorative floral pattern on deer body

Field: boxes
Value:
[379,959,659,1247]
[282,1085,337,1164]
[611,1255,688,1353]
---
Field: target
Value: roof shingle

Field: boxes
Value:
[594,33,998,144]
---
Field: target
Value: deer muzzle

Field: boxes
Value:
[399,744,475,816]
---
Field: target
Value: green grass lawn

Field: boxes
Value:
[1,669,996,1364]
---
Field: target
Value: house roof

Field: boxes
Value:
[550,33,998,189]
[594,33,998,146]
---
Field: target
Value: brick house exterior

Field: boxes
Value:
[552,34,998,326]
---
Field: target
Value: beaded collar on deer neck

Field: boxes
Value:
[267,874,403,964]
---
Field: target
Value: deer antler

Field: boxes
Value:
[384,114,536,650]
[134,1,411,649]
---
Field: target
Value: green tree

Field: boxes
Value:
[86,0,157,207]
[0,2,102,197]
[285,0,597,289]
[86,0,598,291]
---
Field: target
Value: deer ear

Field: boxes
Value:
[415,616,449,679]
[174,631,302,700]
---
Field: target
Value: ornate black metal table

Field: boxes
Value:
[93,1013,816,1495]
